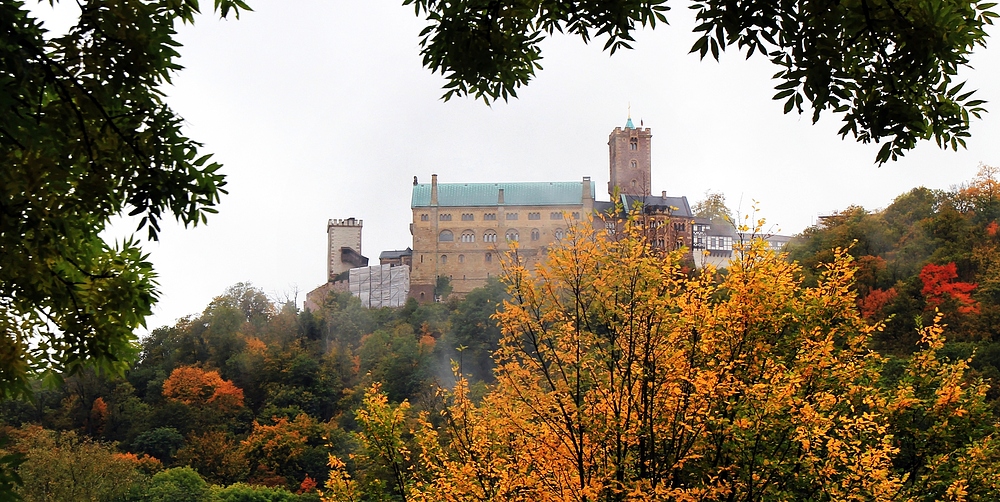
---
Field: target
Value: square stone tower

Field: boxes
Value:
[327,218,363,281]
[608,117,652,197]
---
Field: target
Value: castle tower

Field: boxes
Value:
[327,218,364,281]
[608,115,652,197]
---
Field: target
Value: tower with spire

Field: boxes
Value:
[608,111,652,197]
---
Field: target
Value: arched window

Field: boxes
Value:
[461,230,475,242]
[484,230,498,243]
[631,179,637,188]
[629,137,637,150]
[506,229,519,242]
[485,253,492,263]
[554,228,564,240]
[630,160,638,169]
[531,228,540,241]
[440,254,447,264]
[458,254,465,263]
[438,230,454,242]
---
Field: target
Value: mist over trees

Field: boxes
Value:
[6,0,1000,495]
[6,168,1000,499]
[3,0,997,403]
[0,277,508,499]
[325,205,1000,501]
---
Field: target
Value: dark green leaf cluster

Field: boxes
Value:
[404,0,670,102]
[0,0,248,398]
[689,0,996,164]
[408,0,994,162]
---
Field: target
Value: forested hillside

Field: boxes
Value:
[786,165,1000,400]
[7,173,1000,499]
[0,279,507,500]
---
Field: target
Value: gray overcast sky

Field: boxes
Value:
[32,0,1000,331]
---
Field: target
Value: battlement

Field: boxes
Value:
[610,126,651,134]
[328,218,363,228]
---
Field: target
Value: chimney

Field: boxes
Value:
[431,174,438,206]
[498,188,505,204]
[582,177,592,201]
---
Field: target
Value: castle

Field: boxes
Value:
[306,117,761,309]
[407,117,697,300]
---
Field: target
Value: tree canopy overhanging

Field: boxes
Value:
[407,0,997,164]
[0,0,247,398]
[0,0,997,396]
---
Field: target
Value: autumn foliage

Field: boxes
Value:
[920,262,980,314]
[162,366,245,412]
[859,287,898,319]
[329,217,1000,502]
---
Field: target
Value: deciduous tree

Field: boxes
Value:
[920,262,980,314]
[692,190,734,226]
[0,0,251,399]
[395,218,1000,501]
[162,366,245,413]
[5,425,147,501]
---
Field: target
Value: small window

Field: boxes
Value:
[461,231,475,243]
[550,212,561,220]
[506,212,518,220]
[554,228,564,240]
[439,230,454,242]
[459,254,464,263]
[439,213,452,221]
[531,229,540,241]
[631,179,637,188]
[485,253,492,263]
[629,137,637,150]
[484,230,498,243]
[630,160,637,169]
[572,212,580,220]
[420,214,429,221]
[441,255,447,264]
[484,213,497,221]
[528,212,540,220]
[461,213,474,221]
[506,229,519,242]
[420,255,423,263]
[674,222,686,232]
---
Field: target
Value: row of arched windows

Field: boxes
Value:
[439,253,493,265]
[439,228,563,243]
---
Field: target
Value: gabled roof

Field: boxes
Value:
[412,181,595,208]
[620,194,693,218]
[379,248,412,260]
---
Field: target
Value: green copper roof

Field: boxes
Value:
[412,181,596,208]
[625,117,635,129]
